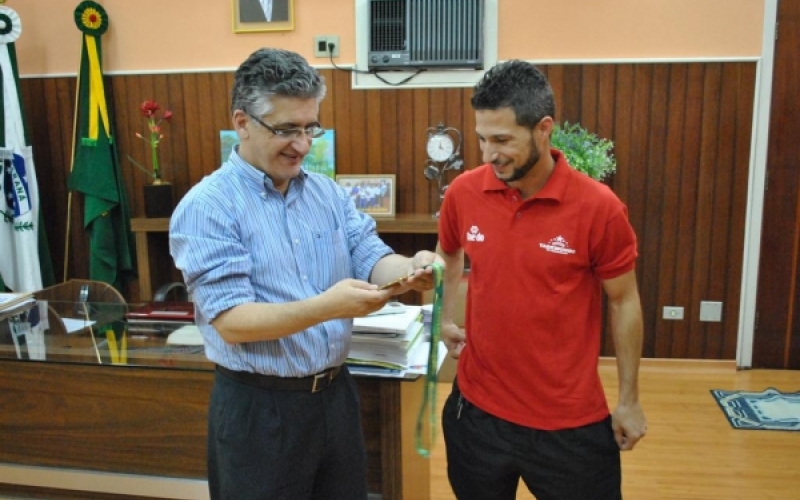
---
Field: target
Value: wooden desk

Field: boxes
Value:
[131,215,439,302]
[0,311,430,500]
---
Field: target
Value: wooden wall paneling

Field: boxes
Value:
[726,63,755,361]
[197,73,220,179]
[596,65,616,141]
[656,64,688,358]
[379,89,399,177]
[114,75,144,217]
[396,89,416,215]
[579,65,599,132]
[19,61,761,362]
[460,87,479,172]
[670,64,705,358]
[542,66,563,122]
[596,65,618,356]
[348,85,368,178]
[560,65,582,122]
[618,65,651,357]
[167,73,192,201]
[365,89,383,174]
[331,69,353,175]
[180,73,206,186]
[642,64,670,359]
[611,65,633,208]
[626,65,652,254]
[705,63,740,359]
[411,89,432,216]
[688,63,722,359]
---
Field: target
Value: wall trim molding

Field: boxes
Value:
[736,0,778,368]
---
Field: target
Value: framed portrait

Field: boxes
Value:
[232,0,294,33]
[336,174,396,218]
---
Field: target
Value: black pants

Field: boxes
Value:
[442,380,622,500]
[207,367,367,500]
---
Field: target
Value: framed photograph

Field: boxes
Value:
[219,129,336,180]
[336,174,396,218]
[232,0,294,33]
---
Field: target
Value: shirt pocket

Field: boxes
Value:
[309,227,351,290]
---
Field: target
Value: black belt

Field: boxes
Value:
[216,364,342,393]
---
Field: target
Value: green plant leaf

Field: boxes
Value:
[550,121,616,180]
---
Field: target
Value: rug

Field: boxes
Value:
[711,388,800,431]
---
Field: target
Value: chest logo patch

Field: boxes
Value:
[540,235,576,255]
[466,225,485,242]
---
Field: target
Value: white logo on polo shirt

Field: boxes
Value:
[466,225,485,242]
[540,235,575,255]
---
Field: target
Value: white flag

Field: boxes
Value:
[0,6,42,292]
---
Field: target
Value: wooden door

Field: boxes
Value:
[754,0,800,368]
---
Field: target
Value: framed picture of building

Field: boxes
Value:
[232,0,294,33]
[336,174,396,218]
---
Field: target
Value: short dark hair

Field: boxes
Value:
[231,48,327,116]
[471,60,555,128]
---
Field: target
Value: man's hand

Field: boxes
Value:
[322,279,395,318]
[611,402,647,451]
[441,320,466,359]
[385,250,446,293]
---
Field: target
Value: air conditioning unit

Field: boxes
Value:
[368,0,485,71]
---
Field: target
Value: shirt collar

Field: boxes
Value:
[480,148,572,203]
[229,145,308,194]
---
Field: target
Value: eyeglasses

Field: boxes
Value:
[246,112,325,140]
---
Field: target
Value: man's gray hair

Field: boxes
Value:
[231,48,327,116]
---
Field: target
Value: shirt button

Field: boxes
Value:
[511,196,518,201]
[303,276,307,280]
[294,239,299,245]
[516,212,522,219]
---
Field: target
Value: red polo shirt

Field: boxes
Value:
[438,149,637,430]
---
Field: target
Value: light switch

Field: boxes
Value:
[699,301,723,322]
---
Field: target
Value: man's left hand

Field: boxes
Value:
[611,402,647,451]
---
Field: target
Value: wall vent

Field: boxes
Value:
[368,0,484,71]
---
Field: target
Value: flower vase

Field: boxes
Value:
[143,180,174,218]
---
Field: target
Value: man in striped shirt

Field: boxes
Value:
[169,48,442,500]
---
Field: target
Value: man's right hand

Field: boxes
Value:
[323,279,395,318]
[441,321,466,359]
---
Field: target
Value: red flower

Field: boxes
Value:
[134,99,173,181]
[140,100,160,118]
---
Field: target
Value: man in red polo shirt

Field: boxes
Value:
[437,60,647,500]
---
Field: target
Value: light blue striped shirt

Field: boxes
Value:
[169,149,392,377]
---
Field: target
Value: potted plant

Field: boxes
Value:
[550,121,616,181]
[130,100,174,217]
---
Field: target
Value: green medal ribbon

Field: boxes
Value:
[415,262,444,457]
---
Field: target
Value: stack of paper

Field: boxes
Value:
[348,305,425,370]
[0,292,34,315]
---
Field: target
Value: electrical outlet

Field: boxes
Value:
[663,306,684,320]
[313,35,340,58]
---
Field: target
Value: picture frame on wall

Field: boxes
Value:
[232,0,294,33]
[336,174,396,218]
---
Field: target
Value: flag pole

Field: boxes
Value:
[63,37,83,283]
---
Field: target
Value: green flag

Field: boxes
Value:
[0,5,54,292]
[68,1,134,291]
